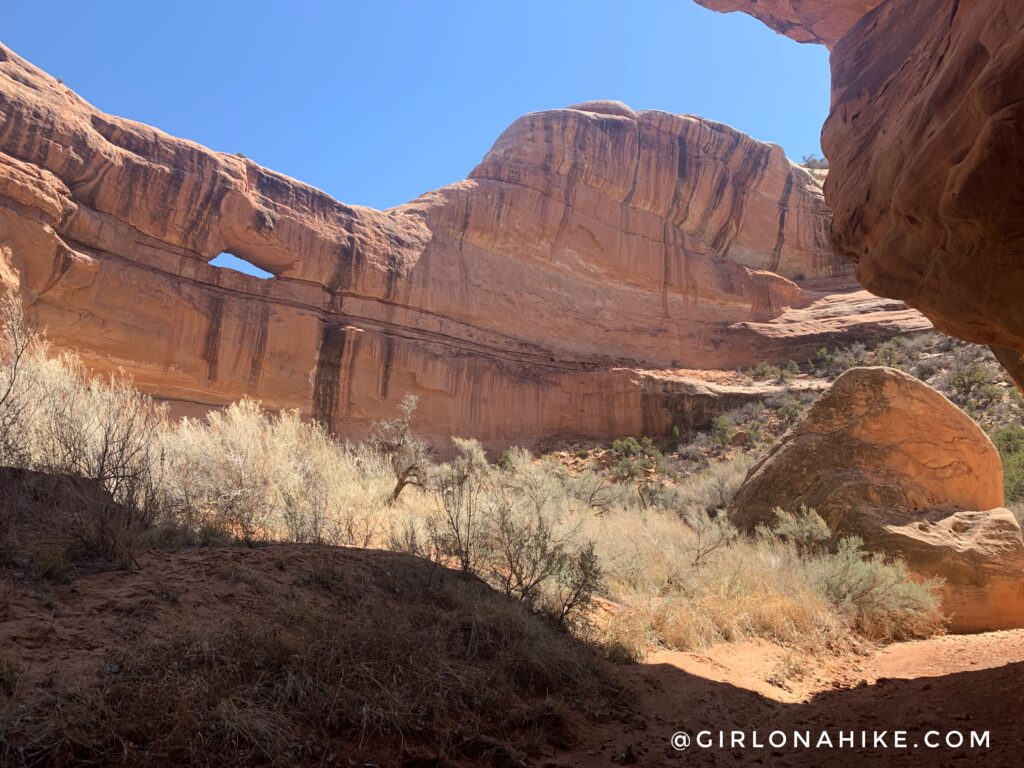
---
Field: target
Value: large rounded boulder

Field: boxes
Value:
[730,366,1024,632]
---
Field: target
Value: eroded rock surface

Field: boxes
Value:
[730,366,1024,631]
[695,0,1024,389]
[0,47,926,448]
[692,0,883,46]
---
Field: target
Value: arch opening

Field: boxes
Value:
[209,252,275,279]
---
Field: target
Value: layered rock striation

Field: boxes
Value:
[692,0,884,46]
[0,46,925,448]
[695,0,1024,388]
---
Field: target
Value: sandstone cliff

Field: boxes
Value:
[0,46,926,448]
[695,0,1024,390]
[693,0,884,46]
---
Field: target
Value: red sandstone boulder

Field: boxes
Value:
[730,367,1024,632]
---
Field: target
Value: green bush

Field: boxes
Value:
[802,536,943,642]
[873,341,905,369]
[1005,454,1024,504]
[777,399,804,423]
[992,425,1024,503]
[768,506,831,555]
[801,153,829,170]
[751,362,782,381]
[611,436,662,461]
[711,415,732,448]
[609,436,664,487]
[814,343,866,379]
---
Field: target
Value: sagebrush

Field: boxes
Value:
[0,295,945,658]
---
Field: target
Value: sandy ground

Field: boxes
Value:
[4,546,1024,767]
[555,631,1024,767]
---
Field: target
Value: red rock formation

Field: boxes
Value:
[692,0,883,46]
[731,366,1024,632]
[0,46,926,449]
[695,0,1024,388]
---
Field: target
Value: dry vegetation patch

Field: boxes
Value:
[0,546,620,767]
[0,298,981,764]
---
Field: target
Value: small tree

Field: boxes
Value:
[801,153,829,170]
[486,496,565,606]
[684,508,737,566]
[0,295,41,466]
[609,437,664,508]
[552,541,602,628]
[751,362,782,382]
[711,415,733,448]
[946,348,993,406]
[371,394,428,504]
[431,438,489,574]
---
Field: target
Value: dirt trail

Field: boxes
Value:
[557,631,1024,767]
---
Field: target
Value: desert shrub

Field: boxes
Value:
[801,153,829,169]
[578,508,840,654]
[912,357,940,381]
[159,401,292,542]
[814,343,867,379]
[610,436,662,464]
[0,296,41,467]
[801,536,943,642]
[485,496,567,604]
[428,441,602,628]
[943,347,1000,409]
[769,506,831,555]
[371,393,429,504]
[776,397,805,424]
[992,425,1024,456]
[608,436,665,506]
[710,415,732,448]
[991,425,1024,503]
[430,438,491,573]
[549,541,602,628]
[1,321,166,565]
[895,334,934,358]
[611,436,641,457]
[873,340,905,369]
[576,489,942,657]
[670,455,754,515]
[751,362,782,381]
[757,510,942,642]
[563,469,616,511]
[32,356,165,509]
[158,402,393,546]
[681,508,737,566]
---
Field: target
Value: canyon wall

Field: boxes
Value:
[693,0,884,46]
[0,47,925,449]
[695,0,1024,388]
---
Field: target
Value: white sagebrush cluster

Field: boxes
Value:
[156,402,394,545]
[0,295,943,655]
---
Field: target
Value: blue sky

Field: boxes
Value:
[5,0,829,213]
